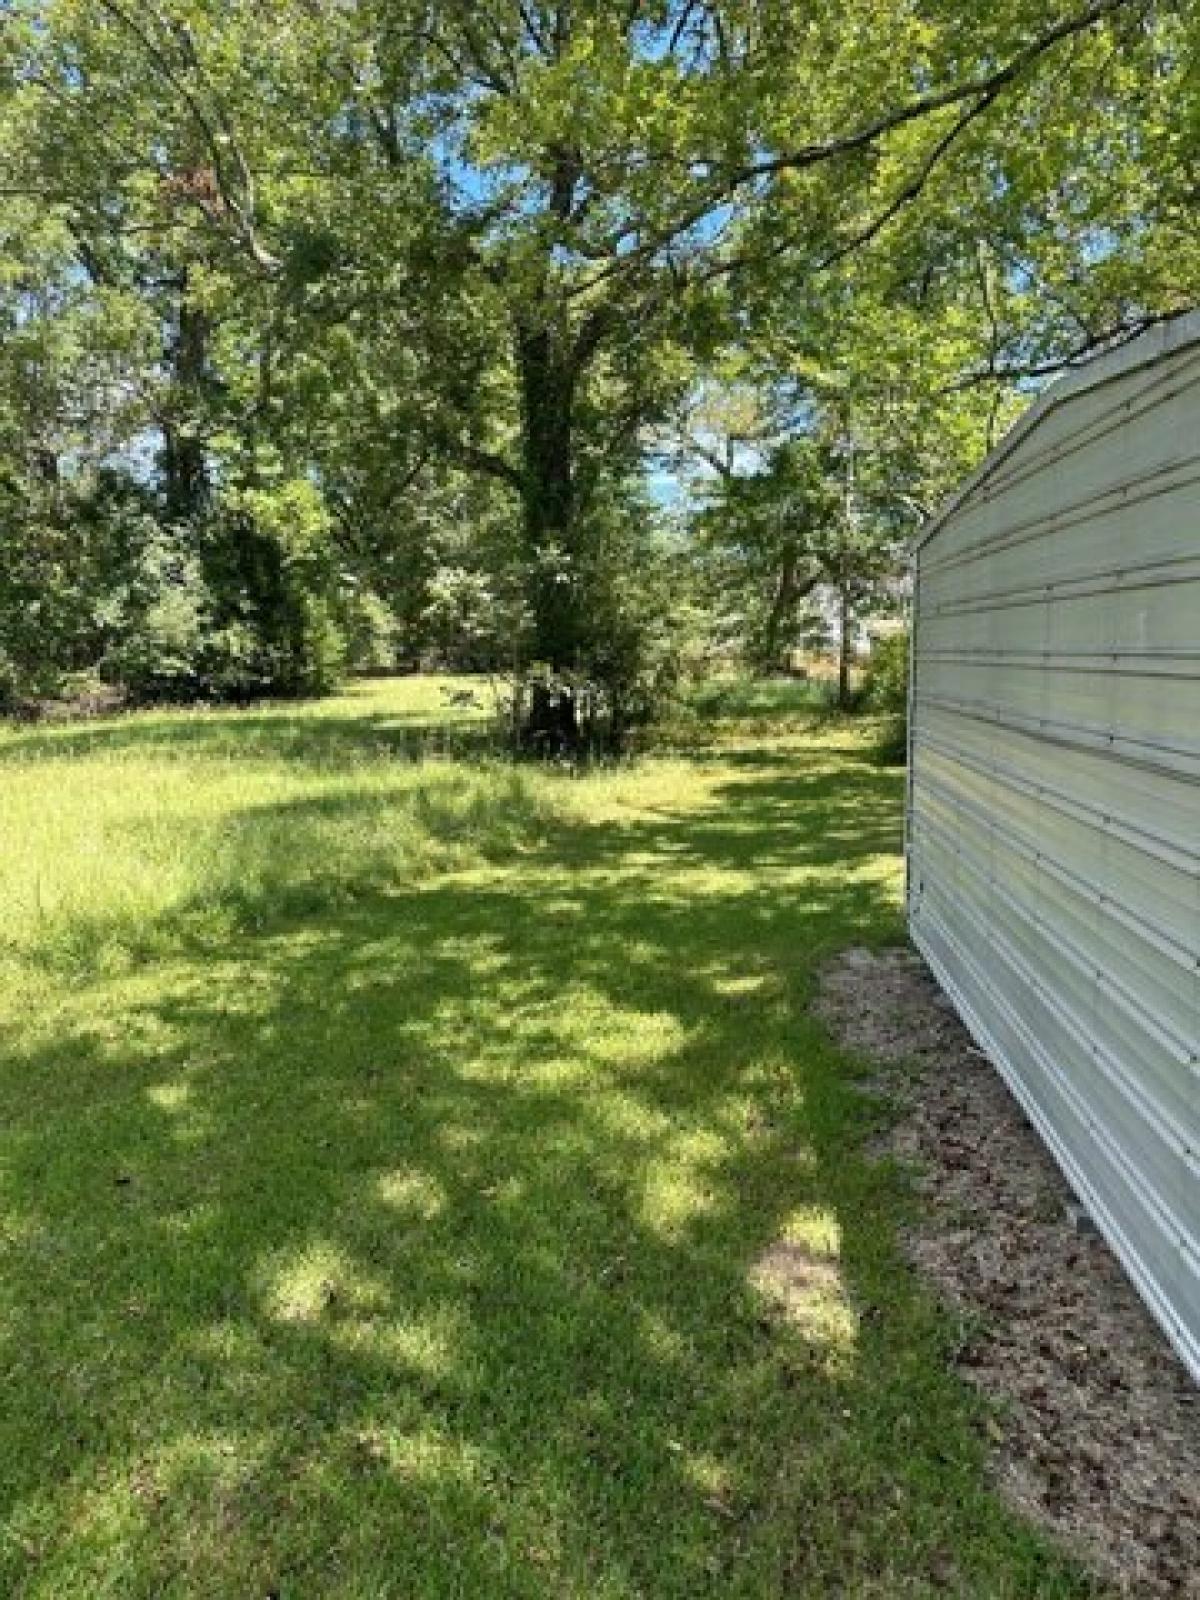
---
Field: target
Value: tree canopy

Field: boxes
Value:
[0,0,1194,739]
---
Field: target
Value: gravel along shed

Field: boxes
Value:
[906,313,1200,1381]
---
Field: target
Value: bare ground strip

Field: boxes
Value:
[816,946,1200,1599]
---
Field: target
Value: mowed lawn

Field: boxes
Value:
[0,679,1094,1599]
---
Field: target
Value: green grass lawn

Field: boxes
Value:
[0,678,1096,1598]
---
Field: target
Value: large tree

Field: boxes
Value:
[331,0,1179,740]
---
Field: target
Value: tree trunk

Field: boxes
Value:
[517,325,581,660]
[514,320,589,755]
[761,549,821,673]
[760,548,796,671]
[838,578,853,710]
[838,439,858,710]
[162,278,211,523]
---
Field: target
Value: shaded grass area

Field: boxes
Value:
[680,674,835,732]
[0,679,1096,1598]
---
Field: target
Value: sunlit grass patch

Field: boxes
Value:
[258,1239,394,1325]
[750,1208,859,1367]
[375,1168,448,1220]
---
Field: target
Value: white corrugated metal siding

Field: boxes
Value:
[907,314,1200,1381]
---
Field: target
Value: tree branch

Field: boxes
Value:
[737,0,1135,185]
[569,0,1139,297]
[705,84,1004,286]
[945,309,1188,389]
[453,442,525,493]
[92,0,280,271]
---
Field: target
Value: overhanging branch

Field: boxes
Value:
[944,309,1190,389]
[92,0,281,271]
[569,0,1140,298]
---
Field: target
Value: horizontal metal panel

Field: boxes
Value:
[911,801,1198,1135]
[922,473,1200,603]
[920,562,1200,654]
[912,825,1193,1060]
[914,704,1198,855]
[914,774,1197,973]
[914,752,1199,988]
[923,553,1200,626]
[926,452,1200,583]
[917,311,1200,555]
[920,657,1200,767]
[909,319,1200,1383]
[921,649,1200,679]
[916,689,1200,782]
[916,725,1197,903]
[912,869,1199,1232]
[983,350,1200,503]
[923,350,1200,572]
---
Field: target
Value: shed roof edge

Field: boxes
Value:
[913,308,1200,555]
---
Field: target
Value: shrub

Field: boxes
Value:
[0,476,158,707]
[861,629,909,713]
[421,565,522,672]
[860,628,909,766]
[101,532,213,700]
[102,514,347,704]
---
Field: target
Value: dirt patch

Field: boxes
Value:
[817,946,1200,1599]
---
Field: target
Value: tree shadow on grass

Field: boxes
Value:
[0,745,1089,1598]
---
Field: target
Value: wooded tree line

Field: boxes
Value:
[1,1,1194,746]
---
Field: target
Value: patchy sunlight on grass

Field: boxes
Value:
[375,1168,448,1220]
[0,677,1099,1597]
[258,1239,393,1326]
[750,1209,859,1368]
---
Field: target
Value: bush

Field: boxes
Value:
[421,565,524,672]
[860,629,909,766]
[0,457,352,710]
[861,629,909,713]
[102,514,347,704]
[873,714,909,766]
[101,532,213,700]
[0,475,158,708]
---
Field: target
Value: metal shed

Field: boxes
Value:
[906,312,1200,1381]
